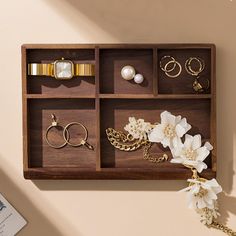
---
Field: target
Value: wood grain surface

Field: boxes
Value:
[22,44,216,179]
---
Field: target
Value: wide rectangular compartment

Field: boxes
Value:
[100,98,212,169]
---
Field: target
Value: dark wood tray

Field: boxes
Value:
[22,44,216,179]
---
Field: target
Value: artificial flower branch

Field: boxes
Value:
[107,111,235,235]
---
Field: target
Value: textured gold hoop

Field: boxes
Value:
[160,56,176,72]
[185,57,205,76]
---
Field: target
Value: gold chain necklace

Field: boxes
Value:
[106,128,147,151]
[143,142,168,163]
[106,128,168,163]
[209,222,236,236]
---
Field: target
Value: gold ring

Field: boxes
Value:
[185,57,205,76]
[63,122,93,150]
[165,60,182,78]
[160,56,176,72]
[45,114,69,149]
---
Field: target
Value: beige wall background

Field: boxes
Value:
[0,0,235,235]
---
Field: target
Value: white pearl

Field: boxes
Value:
[121,65,136,80]
[134,74,144,84]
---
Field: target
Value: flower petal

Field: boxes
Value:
[166,112,176,126]
[175,124,186,137]
[179,118,191,132]
[161,137,170,148]
[170,157,183,164]
[148,125,164,143]
[195,162,207,173]
[197,198,207,209]
[179,185,192,193]
[192,134,202,150]
[196,147,209,162]
[187,193,197,209]
[172,137,183,156]
[204,141,213,151]
[160,111,170,125]
[175,115,182,123]
[206,190,218,200]
[184,134,193,149]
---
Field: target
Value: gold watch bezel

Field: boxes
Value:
[53,58,74,80]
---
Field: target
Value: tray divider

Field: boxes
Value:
[95,46,101,170]
[211,45,216,172]
[153,47,158,96]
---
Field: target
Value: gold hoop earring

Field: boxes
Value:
[160,56,182,78]
[63,122,93,150]
[160,56,176,72]
[45,114,69,149]
[185,57,205,77]
[164,60,182,78]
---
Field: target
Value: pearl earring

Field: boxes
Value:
[134,74,144,84]
[121,65,136,80]
[121,65,144,84]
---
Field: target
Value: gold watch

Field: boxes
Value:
[28,58,95,80]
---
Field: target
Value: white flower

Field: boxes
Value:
[170,134,213,173]
[124,117,153,141]
[148,111,191,148]
[180,178,222,210]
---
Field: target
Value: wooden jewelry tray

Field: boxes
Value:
[22,44,216,180]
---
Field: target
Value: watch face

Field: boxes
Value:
[54,60,73,79]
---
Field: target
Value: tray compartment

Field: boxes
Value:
[28,98,96,168]
[26,48,95,96]
[157,48,211,94]
[100,49,153,94]
[100,98,211,168]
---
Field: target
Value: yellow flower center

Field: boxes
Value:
[164,124,176,138]
[184,148,197,161]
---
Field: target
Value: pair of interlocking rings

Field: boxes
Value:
[45,114,93,150]
[160,56,209,93]
[160,56,182,78]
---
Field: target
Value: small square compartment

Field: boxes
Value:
[100,49,153,94]
[26,48,95,96]
[28,98,96,168]
[157,48,211,94]
[100,99,211,169]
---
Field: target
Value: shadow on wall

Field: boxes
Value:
[218,192,236,225]
[42,0,236,42]
[33,179,187,191]
[216,47,235,194]
[0,167,80,236]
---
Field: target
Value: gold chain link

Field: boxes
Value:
[106,128,147,151]
[143,142,168,163]
[209,221,236,236]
